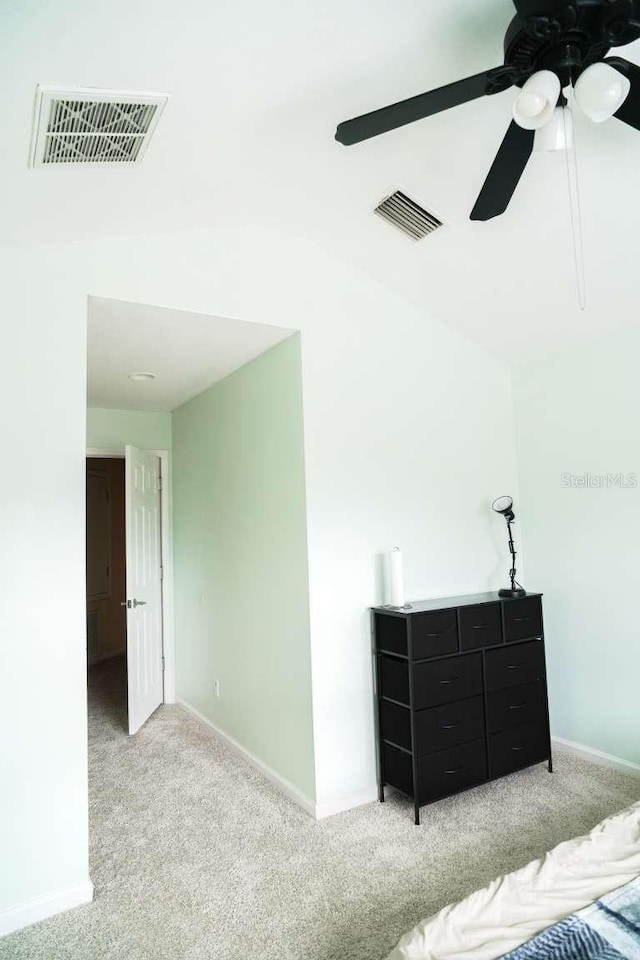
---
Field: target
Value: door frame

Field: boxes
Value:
[86,446,175,703]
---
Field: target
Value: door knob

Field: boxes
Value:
[132,598,147,608]
[120,599,146,608]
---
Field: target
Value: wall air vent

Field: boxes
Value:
[374,190,442,241]
[30,85,169,167]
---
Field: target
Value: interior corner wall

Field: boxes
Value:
[513,326,640,766]
[172,333,315,805]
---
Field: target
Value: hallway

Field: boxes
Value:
[2,662,638,960]
[89,655,128,736]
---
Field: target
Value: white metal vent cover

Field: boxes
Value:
[374,190,443,241]
[30,85,169,166]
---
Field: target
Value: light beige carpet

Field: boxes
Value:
[2,656,639,960]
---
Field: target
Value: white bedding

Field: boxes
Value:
[386,800,640,960]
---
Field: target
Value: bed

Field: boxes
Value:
[386,800,640,960]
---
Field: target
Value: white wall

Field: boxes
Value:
[0,264,92,935]
[298,270,521,814]
[87,407,172,451]
[514,327,640,766]
[0,224,519,931]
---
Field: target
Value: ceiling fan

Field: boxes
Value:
[335,0,640,221]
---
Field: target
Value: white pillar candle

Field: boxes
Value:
[388,547,405,608]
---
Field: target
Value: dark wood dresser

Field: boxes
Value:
[372,592,551,824]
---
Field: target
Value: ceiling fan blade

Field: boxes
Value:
[335,69,505,145]
[470,121,535,221]
[606,57,640,130]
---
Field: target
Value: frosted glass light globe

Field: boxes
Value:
[513,71,561,130]
[607,79,624,102]
[575,63,631,123]
[518,92,547,119]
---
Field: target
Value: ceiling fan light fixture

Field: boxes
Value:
[575,62,631,122]
[535,106,573,151]
[336,2,640,224]
[513,70,561,130]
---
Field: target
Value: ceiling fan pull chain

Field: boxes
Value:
[563,85,587,310]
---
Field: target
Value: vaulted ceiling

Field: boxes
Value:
[2,0,640,362]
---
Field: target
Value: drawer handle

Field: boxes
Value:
[439,676,459,685]
[513,616,531,622]
[509,703,526,711]
[507,662,525,670]
[444,766,464,775]
[441,720,461,729]
[511,744,527,752]
[472,624,488,630]
[426,632,443,637]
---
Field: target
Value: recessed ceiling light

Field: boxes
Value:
[128,372,156,382]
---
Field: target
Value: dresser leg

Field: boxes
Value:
[548,755,553,773]
[414,802,420,826]
[379,783,385,803]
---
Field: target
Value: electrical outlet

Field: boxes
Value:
[213,679,220,698]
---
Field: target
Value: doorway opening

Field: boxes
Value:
[86,455,128,731]
[86,446,168,735]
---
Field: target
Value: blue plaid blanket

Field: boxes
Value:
[503,876,640,959]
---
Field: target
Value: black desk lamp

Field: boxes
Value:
[491,496,526,599]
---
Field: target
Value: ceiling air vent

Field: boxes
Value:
[30,85,169,167]
[374,190,442,241]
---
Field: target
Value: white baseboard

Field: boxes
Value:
[552,736,640,778]
[0,880,93,938]
[315,787,378,820]
[177,699,316,818]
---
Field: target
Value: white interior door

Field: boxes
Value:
[125,445,163,735]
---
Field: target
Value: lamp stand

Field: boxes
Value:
[498,516,526,599]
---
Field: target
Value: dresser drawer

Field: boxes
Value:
[411,609,458,660]
[489,721,549,778]
[418,739,487,804]
[503,596,543,643]
[486,681,546,734]
[484,640,545,692]
[415,696,485,756]
[413,652,482,709]
[381,697,484,755]
[459,602,502,651]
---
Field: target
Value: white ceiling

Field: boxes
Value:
[3,0,640,361]
[87,298,294,411]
